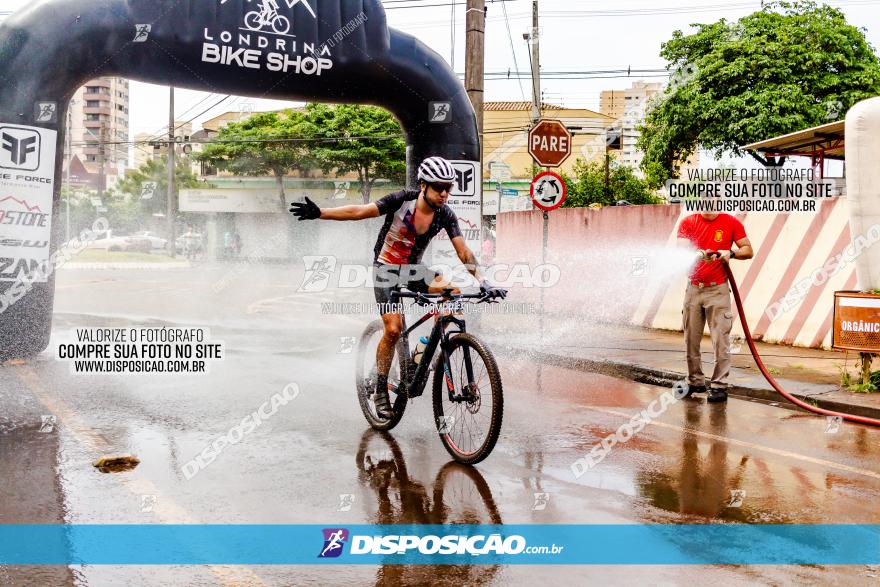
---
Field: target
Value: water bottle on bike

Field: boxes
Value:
[412,336,429,365]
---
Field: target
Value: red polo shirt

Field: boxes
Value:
[677,214,747,285]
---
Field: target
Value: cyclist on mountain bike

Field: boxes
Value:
[290,156,507,420]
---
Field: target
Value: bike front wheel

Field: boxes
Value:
[243,11,262,30]
[356,319,409,432]
[432,333,503,465]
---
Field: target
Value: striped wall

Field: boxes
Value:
[497,200,860,349]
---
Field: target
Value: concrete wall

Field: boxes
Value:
[497,201,861,349]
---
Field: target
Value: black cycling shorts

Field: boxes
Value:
[373,264,438,315]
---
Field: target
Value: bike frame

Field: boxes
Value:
[398,305,477,402]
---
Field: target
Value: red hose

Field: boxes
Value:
[723,263,880,427]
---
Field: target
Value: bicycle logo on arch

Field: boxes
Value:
[220,0,317,37]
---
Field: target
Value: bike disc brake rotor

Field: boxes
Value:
[464,383,481,414]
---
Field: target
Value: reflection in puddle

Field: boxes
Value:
[355,429,502,586]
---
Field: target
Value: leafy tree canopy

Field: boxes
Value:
[561,158,662,208]
[638,0,880,177]
[301,103,406,203]
[195,110,316,208]
[195,105,406,206]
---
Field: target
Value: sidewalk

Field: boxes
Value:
[482,314,880,420]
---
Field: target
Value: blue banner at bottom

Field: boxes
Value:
[0,525,878,565]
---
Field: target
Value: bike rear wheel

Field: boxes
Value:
[356,319,409,431]
[432,333,503,465]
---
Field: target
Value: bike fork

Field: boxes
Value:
[443,346,477,402]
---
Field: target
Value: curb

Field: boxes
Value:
[496,344,880,421]
[61,263,192,270]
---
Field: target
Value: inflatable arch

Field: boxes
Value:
[0,0,480,359]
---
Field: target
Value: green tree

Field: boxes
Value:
[561,158,661,208]
[638,0,880,179]
[303,103,406,203]
[195,110,317,210]
[109,156,202,234]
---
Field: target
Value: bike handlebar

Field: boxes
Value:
[392,291,497,304]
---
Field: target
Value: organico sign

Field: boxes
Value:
[0,0,480,360]
[204,0,337,76]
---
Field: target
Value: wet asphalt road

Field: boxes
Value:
[1,264,879,586]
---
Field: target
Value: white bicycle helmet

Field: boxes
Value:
[417,156,456,183]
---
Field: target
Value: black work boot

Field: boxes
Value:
[682,383,707,398]
[707,387,728,403]
[374,374,394,420]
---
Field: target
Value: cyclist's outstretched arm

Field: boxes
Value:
[321,203,380,221]
[290,197,379,222]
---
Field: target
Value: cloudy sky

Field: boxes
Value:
[3,0,878,157]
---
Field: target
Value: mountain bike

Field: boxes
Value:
[355,290,504,465]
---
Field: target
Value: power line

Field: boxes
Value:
[500,0,528,103]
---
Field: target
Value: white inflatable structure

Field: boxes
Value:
[845,97,880,291]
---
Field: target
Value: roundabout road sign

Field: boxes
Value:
[530,171,567,212]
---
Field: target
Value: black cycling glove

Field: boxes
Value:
[289,197,321,221]
[480,280,508,301]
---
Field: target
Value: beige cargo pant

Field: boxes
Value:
[682,282,734,389]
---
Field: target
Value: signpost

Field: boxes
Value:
[527,117,571,346]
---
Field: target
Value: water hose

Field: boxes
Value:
[723,262,880,427]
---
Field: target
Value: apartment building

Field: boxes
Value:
[65,77,130,190]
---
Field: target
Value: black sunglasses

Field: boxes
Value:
[427,181,455,193]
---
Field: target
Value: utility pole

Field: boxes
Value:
[167,86,176,258]
[465,0,486,143]
[65,102,74,242]
[529,0,541,122]
[97,122,106,203]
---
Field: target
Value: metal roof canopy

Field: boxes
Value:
[741,121,845,176]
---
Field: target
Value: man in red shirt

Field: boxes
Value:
[677,213,754,402]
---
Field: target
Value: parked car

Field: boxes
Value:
[131,231,169,250]
[88,235,153,253]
